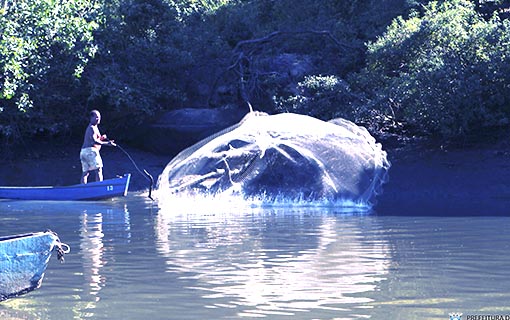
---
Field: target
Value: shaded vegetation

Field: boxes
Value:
[1,0,509,146]
[356,0,510,140]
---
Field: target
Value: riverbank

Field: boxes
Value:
[1,139,510,215]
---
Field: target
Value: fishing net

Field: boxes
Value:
[156,112,390,208]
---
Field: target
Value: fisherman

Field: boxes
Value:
[80,110,116,184]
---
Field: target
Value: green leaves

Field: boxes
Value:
[1,0,509,144]
[0,0,99,139]
[359,0,510,139]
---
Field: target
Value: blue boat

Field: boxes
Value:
[0,231,70,302]
[0,174,131,200]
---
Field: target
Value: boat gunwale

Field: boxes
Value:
[0,232,37,242]
[0,174,130,190]
[0,174,131,200]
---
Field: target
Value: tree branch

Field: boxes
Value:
[233,30,358,52]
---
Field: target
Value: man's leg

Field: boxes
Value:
[95,167,103,182]
[81,171,90,184]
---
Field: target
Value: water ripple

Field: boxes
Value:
[154,209,391,317]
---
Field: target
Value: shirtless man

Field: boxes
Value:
[80,110,116,184]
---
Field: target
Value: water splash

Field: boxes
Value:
[155,112,390,210]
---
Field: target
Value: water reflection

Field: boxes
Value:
[0,302,39,320]
[2,198,510,319]
[79,205,131,294]
[154,208,391,317]
[80,211,105,298]
[75,204,132,319]
[0,200,133,319]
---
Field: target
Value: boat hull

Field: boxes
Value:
[0,174,130,200]
[0,231,68,302]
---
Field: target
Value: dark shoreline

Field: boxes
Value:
[2,140,510,215]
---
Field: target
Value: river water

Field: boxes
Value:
[1,193,509,320]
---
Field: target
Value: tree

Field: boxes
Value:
[0,0,99,143]
[356,0,510,139]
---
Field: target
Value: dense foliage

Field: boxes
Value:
[0,0,509,145]
[0,0,99,142]
[356,0,510,140]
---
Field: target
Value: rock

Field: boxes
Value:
[137,106,247,156]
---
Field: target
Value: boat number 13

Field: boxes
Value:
[106,185,114,191]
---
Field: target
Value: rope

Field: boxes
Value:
[47,230,71,263]
[114,144,155,201]
[56,242,71,263]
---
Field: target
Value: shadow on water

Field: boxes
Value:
[375,195,510,217]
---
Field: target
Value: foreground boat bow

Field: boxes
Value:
[0,231,70,302]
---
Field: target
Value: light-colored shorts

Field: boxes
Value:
[80,147,103,173]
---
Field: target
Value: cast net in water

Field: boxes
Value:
[155,112,390,211]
